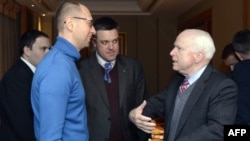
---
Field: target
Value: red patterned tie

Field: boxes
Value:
[180,79,189,92]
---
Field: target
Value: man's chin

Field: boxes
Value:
[172,66,178,71]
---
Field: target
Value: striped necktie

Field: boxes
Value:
[104,62,112,83]
[179,79,189,92]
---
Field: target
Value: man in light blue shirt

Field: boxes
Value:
[31,1,96,140]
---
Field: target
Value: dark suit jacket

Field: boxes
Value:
[78,53,149,141]
[143,65,238,141]
[233,59,250,124]
[0,58,36,141]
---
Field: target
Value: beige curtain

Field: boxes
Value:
[0,13,19,79]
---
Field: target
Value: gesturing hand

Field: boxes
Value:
[129,100,156,133]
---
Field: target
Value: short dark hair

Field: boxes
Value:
[221,43,235,60]
[19,29,49,56]
[93,17,119,32]
[232,29,250,54]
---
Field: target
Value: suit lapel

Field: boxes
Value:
[176,81,205,134]
[117,57,127,108]
[175,65,212,136]
[88,55,110,108]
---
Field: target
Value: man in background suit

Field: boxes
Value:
[78,17,148,141]
[0,29,50,141]
[232,29,250,125]
[221,43,239,78]
[129,29,238,141]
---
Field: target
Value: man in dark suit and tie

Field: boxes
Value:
[78,17,148,141]
[0,29,51,141]
[232,29,250,125]
[129,29,238,141]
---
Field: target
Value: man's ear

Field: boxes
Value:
[91,37,97,47]
[23,46,31,57]
[64,17,74,32]
[194,52,203,63]
[235,52,244,61]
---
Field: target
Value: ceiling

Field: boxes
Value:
[15,0,204,17]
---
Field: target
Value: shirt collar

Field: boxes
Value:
[20,57,36,73]
[187,65,207,85]
[95,52,116,68]
[53,36,81,61]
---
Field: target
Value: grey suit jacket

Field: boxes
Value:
[78,53,148,141]
[143,65,238,141]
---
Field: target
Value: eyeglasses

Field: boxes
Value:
[73,17,93,27]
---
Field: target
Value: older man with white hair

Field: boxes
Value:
[129,29,238,141]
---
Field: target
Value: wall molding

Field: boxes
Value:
[178,8,212,35]
[0,0,20,19]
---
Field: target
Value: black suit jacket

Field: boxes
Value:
[0,58,36,141]
[78,53,149,141]
[143,65,238,141]
[233,59,250,124]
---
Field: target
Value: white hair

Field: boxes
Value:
[185,29,216,60]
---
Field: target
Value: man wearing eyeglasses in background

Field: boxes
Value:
[0,29,50,141]
[31,1,95,141]
[78,17,149,141]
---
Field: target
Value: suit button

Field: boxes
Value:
[108,117,111,121]
[105,137,109,141]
